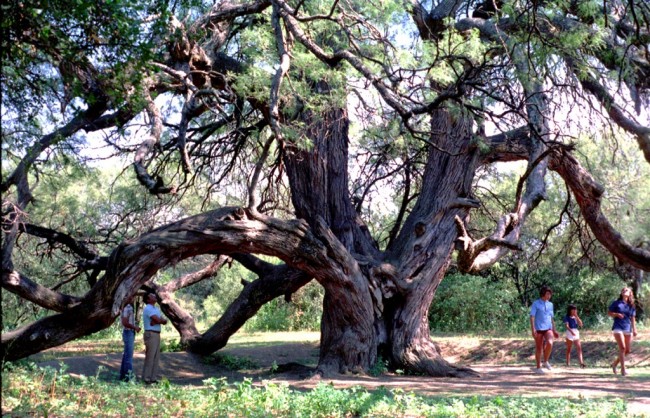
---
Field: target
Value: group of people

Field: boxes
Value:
[530,286,638,375]
[119,292,168,384]
[118,286,639,382]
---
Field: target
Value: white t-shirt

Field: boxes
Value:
[121,304,135,330]
[143,304,162,332]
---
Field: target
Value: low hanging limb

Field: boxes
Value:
[550,148,650,271]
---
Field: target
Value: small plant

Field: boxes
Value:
[369,356,389,377]
[202,353,258,370]
[160,339,183,353]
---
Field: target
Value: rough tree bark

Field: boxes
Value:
[385,107,480,377]
[281,101,480,376]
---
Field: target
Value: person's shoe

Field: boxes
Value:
[580,363,586,369]
[611,363,617,375]
[534,368,545,374]
[544,361,552,370]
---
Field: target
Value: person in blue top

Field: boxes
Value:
[608,287,637,376]
[141,292,168,384]
[563,304,585,368]
[530,286,559,373]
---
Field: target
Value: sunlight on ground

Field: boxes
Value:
[230,331,320,344]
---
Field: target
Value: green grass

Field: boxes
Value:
[6,331,649,417]
[202,353,259,370]
[1,362,637,417]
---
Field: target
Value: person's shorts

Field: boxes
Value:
[565,329,580,341]
[612,328,631,335]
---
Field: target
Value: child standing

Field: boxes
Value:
[564,304,585,367]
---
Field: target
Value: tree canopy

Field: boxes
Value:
[2,0,649,376]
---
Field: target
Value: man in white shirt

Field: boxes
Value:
[142,292,168,384]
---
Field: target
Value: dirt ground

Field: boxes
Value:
[33,335,650,416]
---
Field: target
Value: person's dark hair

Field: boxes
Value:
[618,287,635,306]
[144,292,156,303]
[539,285,552,297]
[566,304,577,316]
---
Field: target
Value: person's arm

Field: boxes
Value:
[631,315,637,337]
[121,309,141,332]
[607,310,624,319]
[551,319,559,338]
[576,315,583,328]
[565,320,575,335]
[150,314,168,326]
[530,315,536,338]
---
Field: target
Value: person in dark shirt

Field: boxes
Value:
[608,288,637,376]
[563,304,584,368]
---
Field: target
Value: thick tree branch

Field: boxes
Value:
[1,270,81,312]
[188,265,312,354]
[407,0,463,40]
[162,255,230,293]
[481,126,531,164]
[550,149,650,271]
[10,222,100,261]
[150,282,201,344]
[1,206,345,360]
[133,91,175,195]
[457,40,551,273]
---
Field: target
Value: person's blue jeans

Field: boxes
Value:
[119,329,136,381]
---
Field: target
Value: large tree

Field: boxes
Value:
[2,0,649,377]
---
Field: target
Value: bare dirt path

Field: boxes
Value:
[34,340,650,416]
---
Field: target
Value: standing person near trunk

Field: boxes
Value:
[119,296,141,381]
[142,292,168,384]
[608,287,637,376]
[530,286,559,374]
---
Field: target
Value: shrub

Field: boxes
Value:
[244,281,324,332]
[428,273,525,333]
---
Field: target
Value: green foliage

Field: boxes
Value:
[429,273,528,333]
[160,338,184,353]
[202,353,258,370]
[423,25,489,87]
[2,362,633,417]
[244,281,324,332]
[1,0,164,115]
[369,355,390,377]
[173,259,323,333]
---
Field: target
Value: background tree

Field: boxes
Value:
[2,0,649,377]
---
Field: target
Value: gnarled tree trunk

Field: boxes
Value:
[282,101,480,376]
[385,107,480,377]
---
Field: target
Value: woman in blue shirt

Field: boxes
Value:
[608,288,637,376]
